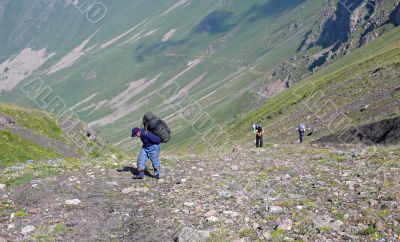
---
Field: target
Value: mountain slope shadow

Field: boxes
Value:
[194,10,236,35]
[317,117,400,145]
[246,0,305,21]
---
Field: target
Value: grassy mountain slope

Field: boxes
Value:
[0,103,104,167]
[0,0,399,153]
[223,27,400,147]
[0,0,326,151]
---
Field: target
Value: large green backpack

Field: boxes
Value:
[142,112,171,143]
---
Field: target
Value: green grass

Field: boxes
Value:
[0,130,59,167]
[359,226,379,235]
[271,228,286,240]
[238,228,258,240]
[14,211,29,218]
[0,103,64,140]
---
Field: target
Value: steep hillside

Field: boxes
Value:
[0,0,398,153]
[224,27,400,147]
[0,103,105,167]
[0,0,329,150]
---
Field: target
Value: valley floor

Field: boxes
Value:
[0,144,399,241]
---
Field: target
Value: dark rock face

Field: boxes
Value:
[389,3,400,26]
[317,117,400,145]
[315,0,364,49]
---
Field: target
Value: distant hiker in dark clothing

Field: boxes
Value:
[255,124,264,148]
[131,127,161,179]
[297,123,305,143]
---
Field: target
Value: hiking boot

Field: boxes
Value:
[133,171,145,180]
[153,169,160,179]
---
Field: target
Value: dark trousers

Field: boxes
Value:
[299,131,305,143]
[256,135,263,148]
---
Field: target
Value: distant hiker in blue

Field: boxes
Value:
[131,127,161,179]
[297,123,306,143]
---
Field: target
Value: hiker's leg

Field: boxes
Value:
[260,136,263,147]
[256,136,260,148]
[148,145,161,177]
[135,148,148,178]
[299,131,304,143]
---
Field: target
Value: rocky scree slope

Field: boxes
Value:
[0,144,399,241]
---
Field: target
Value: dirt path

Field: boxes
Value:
[1,145,399,241]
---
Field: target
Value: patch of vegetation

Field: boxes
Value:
[275,199,294,208]
[271,228,285,240]
[0,130,59,167]
[238,228,258,240]
[318,226,331,233]
[14,211,29,218]
[359,226,378,235]
[207,228,232,242]
[6,173,34,187]
[0,103,64,140]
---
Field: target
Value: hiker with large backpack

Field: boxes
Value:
[255,122,264,148]
[131,112,171,180]
[297,123,305,143]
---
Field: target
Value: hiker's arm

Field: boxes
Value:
[145,132,161,143]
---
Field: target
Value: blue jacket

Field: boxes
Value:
[139,129,161,148]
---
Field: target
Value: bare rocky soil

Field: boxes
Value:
[0,144,399,241]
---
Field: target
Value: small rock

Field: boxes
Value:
[360,104,369,112]
[195,206,202,214]
[278,219,293,231]
[223,211,239,217]
[157,179,165,184]
[8,223,15,229]
[296,205,303,211]
[176,227,210,242]
[31,184,38,188]
[28,208,41,214]
[206,216,218,222]
[263,231,272,240]
[110,154,117,160]
[106,182,118,186]
[184,202,194,207]
[267,206,284,214]
[204,209,217,218]
[374,220,384,231]
[136,187,149,193]
[64,199,81,206]
[122,187,136,194]
[252,222,260,229]
[0,184,6,190]
[68,177,79,182]
[21,225,35,235]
